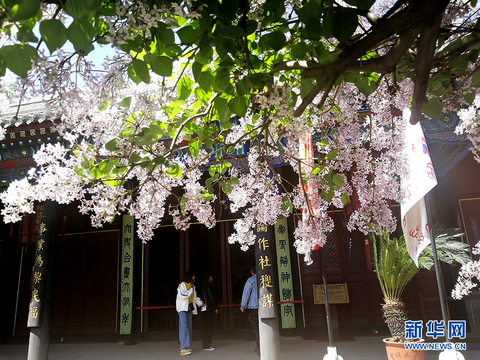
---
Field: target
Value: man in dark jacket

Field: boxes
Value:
[201,272,218,351]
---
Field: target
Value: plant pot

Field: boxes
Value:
[383,338,425,360]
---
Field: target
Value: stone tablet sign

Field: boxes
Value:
[313,283,349,304]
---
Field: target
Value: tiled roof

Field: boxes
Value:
[1,100,60,128]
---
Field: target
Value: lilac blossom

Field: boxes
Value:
[2,1,480,293]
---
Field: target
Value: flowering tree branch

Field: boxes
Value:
[1,0,480,290]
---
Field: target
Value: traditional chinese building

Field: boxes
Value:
[0,101,479,344]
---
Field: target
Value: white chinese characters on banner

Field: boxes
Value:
[401,109,437,266]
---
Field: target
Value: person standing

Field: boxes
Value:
[201,272,218,351]
[240,266,259,354]
[176,272,205,356]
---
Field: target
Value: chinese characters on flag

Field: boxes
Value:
[401,109,437,265]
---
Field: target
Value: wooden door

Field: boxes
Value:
[50,231,119,335]
[298,212,384,329]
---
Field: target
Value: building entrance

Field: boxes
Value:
[143,221,254,332]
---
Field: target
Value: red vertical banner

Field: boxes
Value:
[254,222,277,319]
[299,130,322,221]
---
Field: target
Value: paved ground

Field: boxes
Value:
[1,335,480,360]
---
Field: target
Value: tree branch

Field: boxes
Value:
[292,0,450,117]
[356,9,380,26]
[340,27,421,75]
[169,94,219,151]
[434,37,480,65]
[410,16,443,125]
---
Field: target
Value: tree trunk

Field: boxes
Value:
[382,298,408,340]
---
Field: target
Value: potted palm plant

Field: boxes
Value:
[368,227,470,358]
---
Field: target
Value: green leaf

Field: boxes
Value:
[428,71,451,97]
[194,86,211,105]
[323,3,334,38]
[178,76,194,101]
[127,65,142,84]
[422,98,444,120]
[98,99,111,111]
[214,97,230,123]
[16,24,38,43]
[2,0,18,8]
[288,91,298,109]
[177,25,201,44]
[341,193,350,206]
[135,133,156,147]
[450,54,469,75]
[208,165,219,177]
[166,162,182,177]
[326,149,338,160]
[105,138,118,151]
[39,19,67,53]
[132,59,150,84]
[300,79,316,99]
[145,54,172,77]
[67,19,95,51]
[245,20,258,35]
[219,177,237,194]
[165,45,182,59]
[215,69,231,90]
[355,74,378,96]
[332,7,358,44]
[150,124,167,136]
[331,174,344,190]
[464,92,475,105]
[262,31,287,51]
[198,45,213,63]
[218,25,245,39]
[236,77,250,96]
[281,196,294,213]
[291,42,309,60]
[152,155,166,165]
[471,71,480,87]
[0,55,6,77]
[98,3,116,16]
[117,96,132,108]
[315,43,336,64]
[311,165,323,175]
[63,0,102,20]
[192,61,203,82]
[321,188,335,203]
[154,23,175,46]
[198,70,213,92]
[228,95,248,117]
[130,152,142,164]
[322,169,335,187]
[0,44,37,77]
[219,180,230,194]
[112,164,128,176]
[189,138,201,158]
[7,0,40,21]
